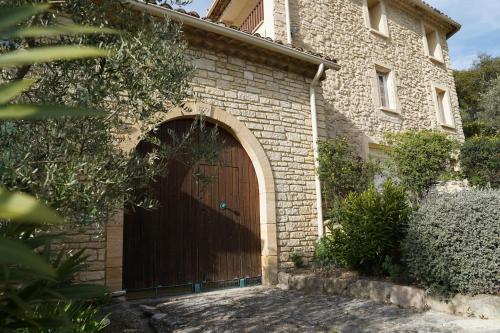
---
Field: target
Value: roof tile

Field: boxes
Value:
[160,5,338,64]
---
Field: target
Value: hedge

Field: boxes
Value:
[403,190,500,295]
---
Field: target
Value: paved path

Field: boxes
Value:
[141,286,500,333]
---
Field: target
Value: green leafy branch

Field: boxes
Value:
[0,4,115,331]
[0,4,115,120]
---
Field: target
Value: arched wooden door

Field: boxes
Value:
[123,119,261,291]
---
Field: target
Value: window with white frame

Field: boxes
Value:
[423,24,444,62]
[364,0,389,37]
[433,85,455,128]
[375,65,398,112]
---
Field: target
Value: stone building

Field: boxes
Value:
[71,0,462,292]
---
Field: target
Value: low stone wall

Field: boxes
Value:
[278,272,500,320]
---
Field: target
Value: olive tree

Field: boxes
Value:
[0,0,219,225]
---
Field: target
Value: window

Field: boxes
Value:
[240,0,264,33]
[377,71,390,108]
[374,65,398,112]
[364,0,389,37]
[433,85,455,128]
[423,24,444,62]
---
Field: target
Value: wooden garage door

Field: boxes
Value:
[123,119,261,291]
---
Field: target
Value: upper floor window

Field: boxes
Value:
[423,24,444,63]
[374,64,399,113]
[240,0,264,33]
[363,0,389,38]
[377,71,390,108]
[432,84,455,128]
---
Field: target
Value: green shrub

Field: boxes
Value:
[325,180,412,275]
[463,120,498,138]
[460,135,500,188]
[14,302,110,333]
[403,190,500,295]
[317,138,377,210]
[1,222,108,331]
[290,252,304,268]
[313,236,338,267]
[58,302,109,333]
[384,130,459,198]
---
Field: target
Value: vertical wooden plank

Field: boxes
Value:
[232,166,240,278]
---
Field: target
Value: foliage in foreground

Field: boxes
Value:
[317,138,377,213]
[317,180,412,275]
[0,4,109,332]
[384,130,458,198]
[0,0,221,227]
[1,222,108,331]
[460,135,500,188]
[403,190,500,296]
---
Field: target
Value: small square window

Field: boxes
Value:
[423,25,444,62]
[364,0,389,37]
[433,86,455,128]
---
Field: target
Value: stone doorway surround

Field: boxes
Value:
[105,101,278,291]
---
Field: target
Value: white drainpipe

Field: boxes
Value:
[310,63,325,238]
[284,0,292,44]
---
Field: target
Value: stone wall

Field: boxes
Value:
[187,45,326,269]
[429,179,469,195]
[64,0,467,285]
[274,0,464,152]
[66,43,327,289]
[279,272,500,320]
[56,224,106,285]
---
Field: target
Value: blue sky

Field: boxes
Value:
[176,0,500,70]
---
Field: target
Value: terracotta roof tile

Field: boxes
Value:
[153,3,338,64]
[207,0,460,36]
[422,1,450,19]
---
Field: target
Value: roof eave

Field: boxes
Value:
[446,25,461,39]
[207,0,220,18]
[209,0,461,40]
[125,1,340,71]
[407,0,461,39]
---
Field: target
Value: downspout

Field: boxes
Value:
[284,0,292,44]
[310,63,325,238]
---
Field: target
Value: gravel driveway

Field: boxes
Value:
[107,286,500,333]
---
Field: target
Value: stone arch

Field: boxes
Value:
[105,101,278,290]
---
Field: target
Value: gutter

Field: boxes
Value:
[310,63,325,238]
[125,0,340,70]
[284,0,292,44]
